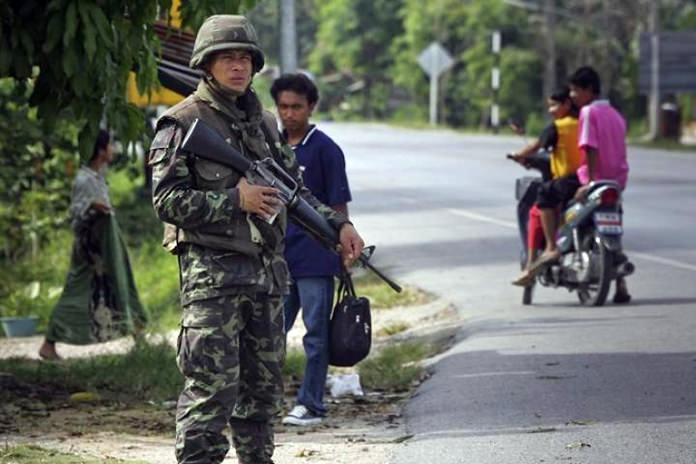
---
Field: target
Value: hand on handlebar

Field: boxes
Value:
[507,153,530,168]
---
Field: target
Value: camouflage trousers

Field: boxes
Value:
[175,292,285,464]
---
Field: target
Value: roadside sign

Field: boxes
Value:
[418,42,454,78]
[639,32,696,93]
[418,42,455,126]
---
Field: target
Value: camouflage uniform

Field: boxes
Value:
[148,15,348,464]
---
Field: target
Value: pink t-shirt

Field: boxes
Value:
[577,100,629,189]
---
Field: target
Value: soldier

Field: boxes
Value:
[148,15,364,464]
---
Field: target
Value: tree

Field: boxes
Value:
[247,0,319,70]
[0,0,256,157]
[393,0,539,127]
[0,0,256,263]
[309,0,405,119]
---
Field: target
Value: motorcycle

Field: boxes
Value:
[508,151,634,306]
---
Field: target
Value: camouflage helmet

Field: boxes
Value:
[190,15,265,73]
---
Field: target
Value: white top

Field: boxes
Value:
[69,166,111,231]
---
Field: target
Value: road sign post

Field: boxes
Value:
[418,42,454,126]
[491,30,501,134]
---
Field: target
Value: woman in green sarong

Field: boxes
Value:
[38,130,148,360]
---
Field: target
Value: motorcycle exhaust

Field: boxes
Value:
[616,261,635,277]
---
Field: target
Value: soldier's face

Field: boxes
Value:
[209,50,253,93]
[276,91,315,133]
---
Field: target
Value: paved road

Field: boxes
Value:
[319,122,696,464]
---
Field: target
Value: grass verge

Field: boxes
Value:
[353,271,432,309]
[358,342,435,391]
[0,340,182,403]
[0,445,146,464]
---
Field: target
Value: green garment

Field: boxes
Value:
[46,213,148,344]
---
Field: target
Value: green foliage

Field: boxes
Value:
[309,0,405,119]
[283,348,307,378]
[248,0,319,69]
[0,169,181,329]
[358,342,433,391]
[0,0,169,157]
[353,271,432,310]
[377,321,410,337]
[394,0,540,128]
[179,0,259,31]
[0,0,259,156]
[0,78,78,262]
[0,0,259,264]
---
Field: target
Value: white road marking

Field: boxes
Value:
[630,252,696,272]
[446,208,696,272]
[446,208,517,229]
[452,371,536,379]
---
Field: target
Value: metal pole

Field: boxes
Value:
[647,1,660,140]
[280,0,298,74]
[542,0,556,101]
[429,70,438,126]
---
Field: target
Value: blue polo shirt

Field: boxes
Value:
[284,125,352,278]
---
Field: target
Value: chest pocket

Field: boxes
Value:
[191,158,240,191]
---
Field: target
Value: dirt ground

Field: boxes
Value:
[0,299,460,463]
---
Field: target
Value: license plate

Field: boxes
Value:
[594,212,623,235]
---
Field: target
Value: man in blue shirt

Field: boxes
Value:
[271,73,352,426]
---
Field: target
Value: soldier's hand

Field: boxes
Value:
[237,178,282,220]
[338,223,365,268]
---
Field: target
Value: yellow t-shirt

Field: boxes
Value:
[551,116,582,179]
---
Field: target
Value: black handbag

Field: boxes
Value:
[329,272,372,367]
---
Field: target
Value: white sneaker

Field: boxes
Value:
[282,405,323,426]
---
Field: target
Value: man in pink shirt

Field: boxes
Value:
[571,66,629,200]
[570,66,630,303]
[533,66,630,303]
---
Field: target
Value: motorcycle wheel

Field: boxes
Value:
[577,232,612,306]
[522,283,534,305]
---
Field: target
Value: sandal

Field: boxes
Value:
[512,271,535,287]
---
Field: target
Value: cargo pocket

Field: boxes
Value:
[178,304,225,378]
[179,299,240,378]
[210,252,259,287]
[191,159,238,190]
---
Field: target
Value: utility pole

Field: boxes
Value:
[280,0,298,74]
[491,30,501,133]
[647,1,660,140]
[542,0,556,100]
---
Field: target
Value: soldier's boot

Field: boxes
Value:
[230,418,274,464]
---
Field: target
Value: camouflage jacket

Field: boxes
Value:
[149,81,348,304]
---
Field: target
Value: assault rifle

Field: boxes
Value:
[180,118,402,293]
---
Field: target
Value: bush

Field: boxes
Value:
[358,342,432,391]
[0,78,79,263]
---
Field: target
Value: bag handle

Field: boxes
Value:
[337,268,357,299]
